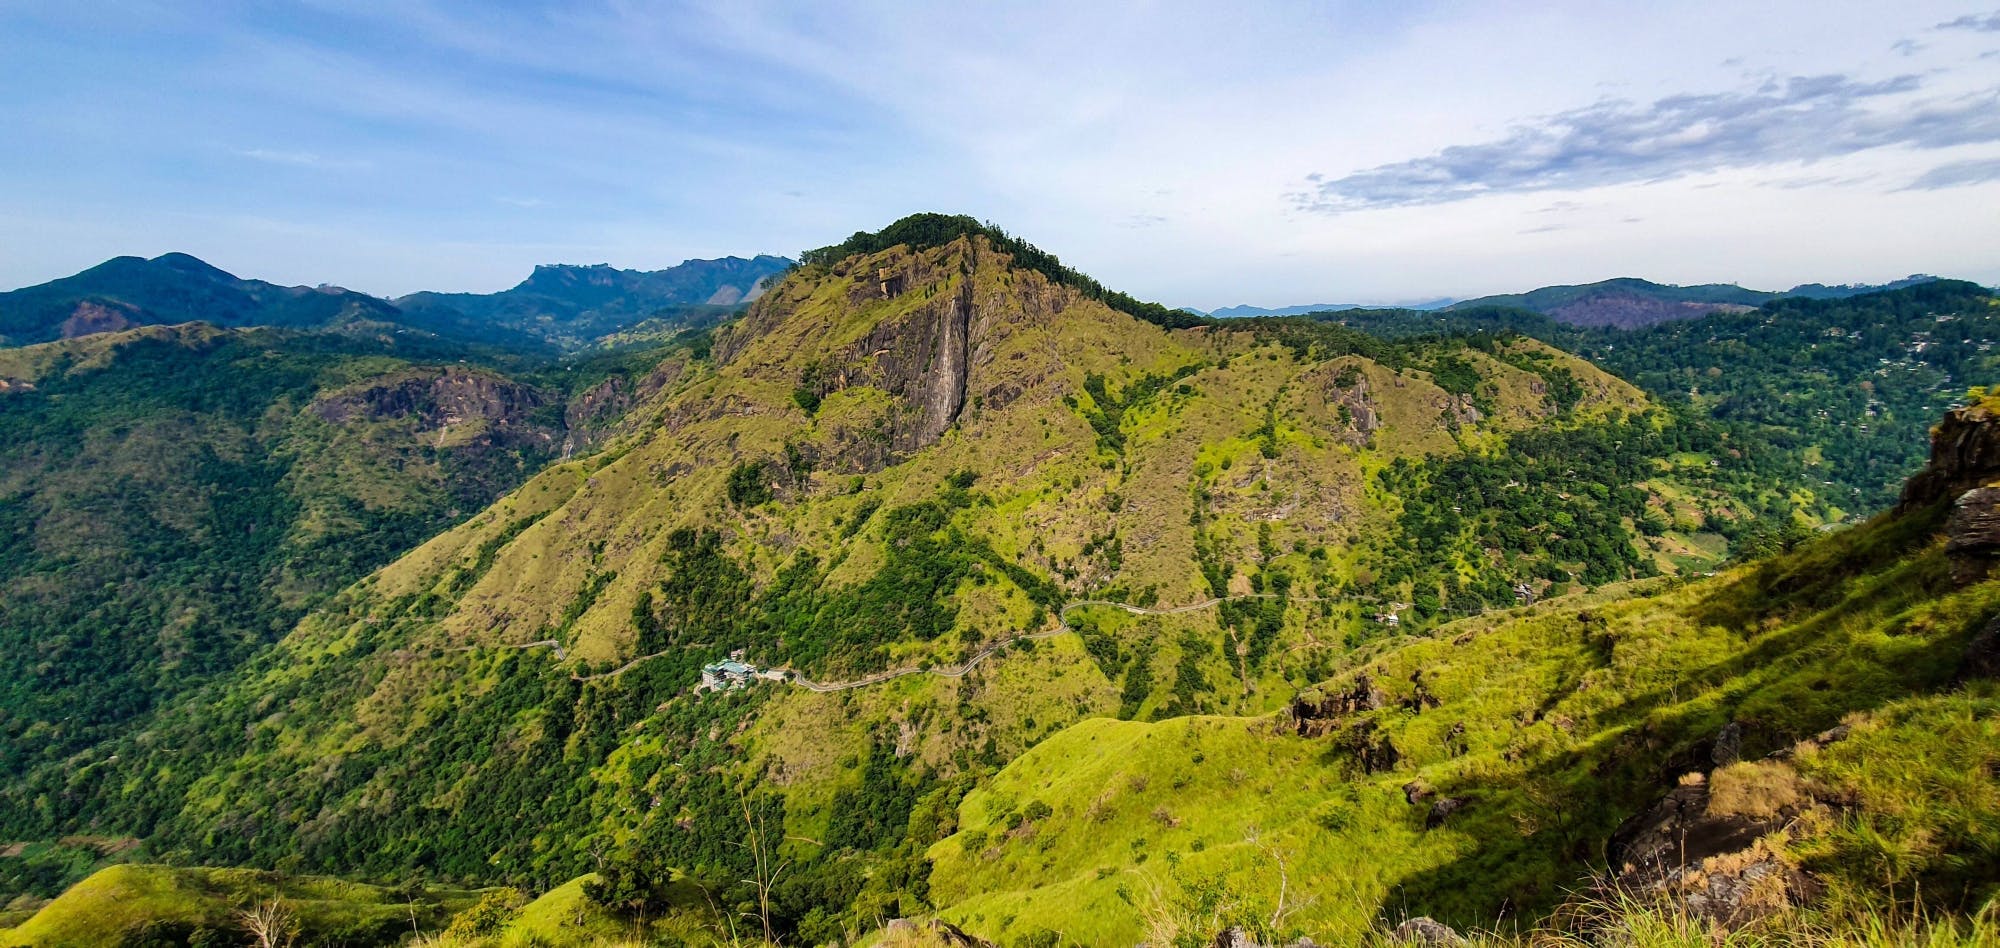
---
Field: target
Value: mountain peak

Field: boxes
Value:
[148,252,238,283]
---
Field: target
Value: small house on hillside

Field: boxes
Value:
[701,659,758,691]
[698,654,789,693]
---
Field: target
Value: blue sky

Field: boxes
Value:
[2,1,1997,309]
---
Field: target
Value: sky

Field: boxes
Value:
[2,1,1998,310]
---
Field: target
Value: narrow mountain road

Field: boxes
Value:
[785,592,1388,692]
[557,591,1395,691]
[786,626,1073,692]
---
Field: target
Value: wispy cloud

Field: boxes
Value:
[1936,11,2000,31]
[236,148,368,170]
[1906,156,2000,188]
[1293,74,2000,212]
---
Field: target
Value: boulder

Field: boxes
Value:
[1946,487,2000,557]
[1711,721,1744,767]
[1389,916,1465,946]
[1605,769,1817,929]
[927,919,996,947]
[1206,928,1320,948]
[1425,796,1467,830]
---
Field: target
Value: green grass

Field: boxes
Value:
[920,503,1999,945]
[0,864,482,947]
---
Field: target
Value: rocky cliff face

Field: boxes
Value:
[311,367,555,448]
[1898,401,2000,512]
[1896,400,2000,580]
[718,235,1077,466]
[59,300,141,338]
[560,355,688,457]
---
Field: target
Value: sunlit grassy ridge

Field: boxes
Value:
[921,502,2000,945]
[0,864,481,947]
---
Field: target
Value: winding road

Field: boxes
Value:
[482,591,1396,692]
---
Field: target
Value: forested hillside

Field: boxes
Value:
[0,324,689,899]
[1322,279,1999,522]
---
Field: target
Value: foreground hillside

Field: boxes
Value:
[8,400,1997,947]
[923,471,1998,944]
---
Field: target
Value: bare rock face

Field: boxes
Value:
[1605,736,1837,932]
[1899,403,2000,512]
[852,276,979,454]
[1289,674,1386,737]
[1946,487,2000,556]
[721,237,1051,467]
[59,300,140,339]
[311,368,553,447]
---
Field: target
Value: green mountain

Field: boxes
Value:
[1222,276,1945,328]
[1447,277,1777,329]
[0,218,1992,947]
[0,253,794,353]
[394,256,795,350]
[0,253,411,347]
[1316,280,2000,520]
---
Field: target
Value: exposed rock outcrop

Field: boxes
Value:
[1959,613,2000,680]
[1899,402,2000,512]
[1288,674,1386,737]
[1711,721,1744,767]
[1603,728,1845,931]
[1946,487,2000,557]
[1209,928,1321,948]
[559,355,688,457]
[1424,796,1468,830]
[311,368,554,448]
[59,300,141,339]
[1389,916,1465,946]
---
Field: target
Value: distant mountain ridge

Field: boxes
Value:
[0,253,794,351]
[394,255,794,349]
[1208,274,1943,329]
[0,252,404,347]
[1446,274,1944,329]
[1203,298,1454,318]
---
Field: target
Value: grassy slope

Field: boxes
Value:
[921,502,1999,945]
[0,863,480,947]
